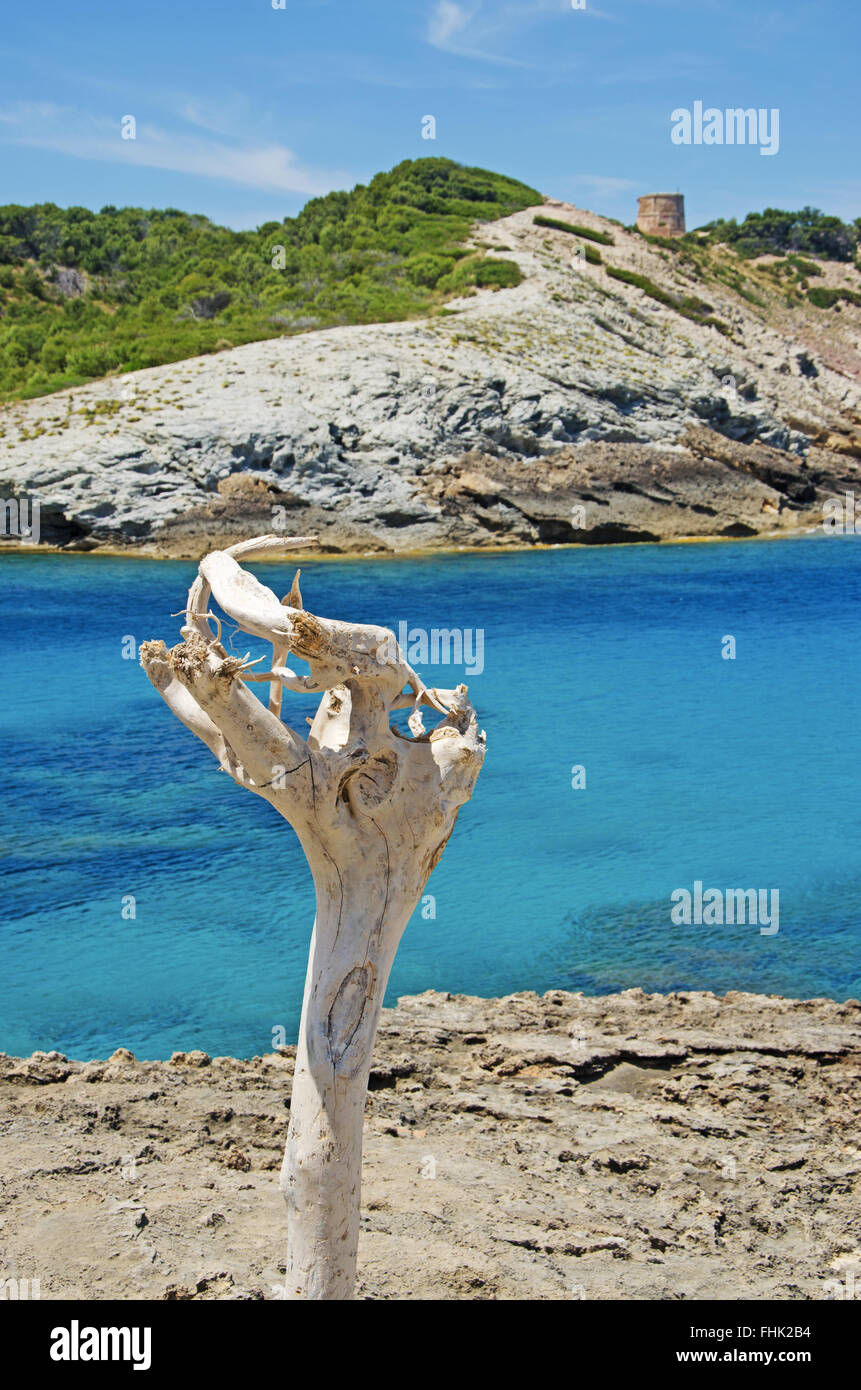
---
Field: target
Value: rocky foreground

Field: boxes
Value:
[2,988,859,1300]
[2,201,861,556]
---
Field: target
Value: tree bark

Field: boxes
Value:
[140,536,484,1300]
[282,860,412,1299]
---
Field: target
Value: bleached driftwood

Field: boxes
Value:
[140,535,485,1299]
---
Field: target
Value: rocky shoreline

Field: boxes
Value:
[2,987,859,1300]
[2,200,860,559]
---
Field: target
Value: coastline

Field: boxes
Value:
[4,200,859,567]
[0,523,823,565]
[4,986,859,1300]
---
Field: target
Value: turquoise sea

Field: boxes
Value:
[1,535,859,1059]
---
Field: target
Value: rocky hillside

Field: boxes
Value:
[2,197,861,555]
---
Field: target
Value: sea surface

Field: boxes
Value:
[1,535,859,1059]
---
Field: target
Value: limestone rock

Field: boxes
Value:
[2,201,859,555]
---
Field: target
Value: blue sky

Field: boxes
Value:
[1,0,858,231]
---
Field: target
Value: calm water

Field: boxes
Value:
[1,536,859,1059]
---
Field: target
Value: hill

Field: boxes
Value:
[1,168,860,554]
[0,159,539,402]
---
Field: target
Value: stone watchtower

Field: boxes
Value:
[637,193,685,237]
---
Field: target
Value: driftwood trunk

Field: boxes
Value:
[140,536,485,1299]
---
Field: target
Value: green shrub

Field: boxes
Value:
[472,258,521,288]
[701,207,858,262]
[404,251,459,287]
[605,264,729,333]
[606,264,673,303]
[807,286,838,308]
[438,256,521,293]
[636,231,684,251]
[807,285,861,309]
[5,324,46,365]
[0,158,540,402]
[563,243,602,266]
[178,272,209,295]
[19,264,46,299]
[533,215,614,245]
[787,255,822,277]
[40,338,68,372]
[67,342,125,376]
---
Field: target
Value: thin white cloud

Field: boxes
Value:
[428,0,474,48]
[0,102,353,197]
[425,0,614,63]
[177,99,243,138]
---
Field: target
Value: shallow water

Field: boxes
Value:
[1,535,859,1058]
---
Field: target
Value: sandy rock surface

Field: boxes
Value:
[2,988,859,1300]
